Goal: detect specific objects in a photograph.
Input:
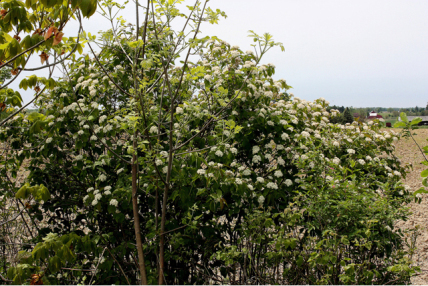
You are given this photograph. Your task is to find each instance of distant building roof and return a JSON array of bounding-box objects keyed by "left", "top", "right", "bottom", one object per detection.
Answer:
[
  {"left": 398, "top": 116, "right": 428, "bottom": 122},
  {"left": 353, "top": 113, "right": 361, "bottom": 117},
  {"left": 367, "top": 114, "right": 383, "bottom": 119}
]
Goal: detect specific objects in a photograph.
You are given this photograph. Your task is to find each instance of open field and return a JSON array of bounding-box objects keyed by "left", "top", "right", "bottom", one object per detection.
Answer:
[{"left": 391, "top": 128, "right": 428, "bottom": 284}]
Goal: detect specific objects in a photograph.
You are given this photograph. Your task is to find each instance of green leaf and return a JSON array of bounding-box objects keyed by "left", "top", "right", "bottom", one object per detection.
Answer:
[
  {"left": 400, "top": 112, "right": 408, "bottom": 123},
  {"left": 49, "top": 256, "right": 62, "bottom": 272},
  {"left": 410, "top": 117, "right": 422, "bottom": 126},
  {"left": 393, "top": 121, "right": 406, "bottom": 128},
  {"left": 421, "top": 169, "right": 428, "bottom": 178},
  {"left": 15, "top": 183, "right": 30, "bottom": 199}
]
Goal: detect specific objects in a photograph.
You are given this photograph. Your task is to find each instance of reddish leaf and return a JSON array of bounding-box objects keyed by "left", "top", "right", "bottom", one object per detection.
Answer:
[
  {"left": 34, "top": 86, "right": 41, "bottom": 93},
  {"left": 39, "top": 52, "right": 49, "bottom": 64},
  {"left": 33, "top": 28, "right": 43, "bottom": 36},
  {"left": 11, "top": 69, "right": 19, "bottom": 75},
  {"left": 53, "top": 32, "right": 64, "bottom": 46},
  {"left": 0, "top": 9, "right": 7, "bottom": 18},
  {"left": 13, "top": 34, "right": 21, "bottom": 42},
  {"left": 30, "top": 274, "right": 43, "bottom": 285},
  {"left": 44, "top": 27, "right": 58, "bottom": 41},
  {"left": 0, "top": 102, "right": 6, "bottom": 112}
]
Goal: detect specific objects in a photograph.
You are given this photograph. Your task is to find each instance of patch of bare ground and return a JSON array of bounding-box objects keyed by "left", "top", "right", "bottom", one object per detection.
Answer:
[{"left": 391, "top": 128, "right": 428, "bottom": 284}]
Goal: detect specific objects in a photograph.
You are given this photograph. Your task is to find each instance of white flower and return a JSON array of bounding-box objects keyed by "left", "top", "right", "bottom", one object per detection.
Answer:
[
  {"left": 258, "top": 195, "right": 265, "bottom": 205},
  {"left": 267, "top": 182, "right": 278, "bottom": 189},
  {"left": 215, "top": 150, "right": 223, "bottom": 157},
  {"left": 235, "top": 178, "right": 243, "bottom": 185},
  {"left": 243, "top": 169, "right": 251, "bottom": 176},
  {"left": 78, "top": 130, "right": 84, "bottom": 135},
  {"left": 92, "top": 200, "right": 98, "bottom": 206},
  {"left": 110, "top": 199, "right": 118, "bottom": 207},
  {"left": 393, "top": 171, "right": 401, "bottom": 176},
  {"left": 197, "top": 169, "right": 206, "bottom": 175},
  {"left": 332, "top": 157, "right": 340, "bottom": 165},
  {"left": 150, "top": 126, "right": 158, "bottom": 134},
  {"left": 326, "top": 176, "right": 333, "bottom": 181},
  {"left": 204, "top": 74, "right": 212, "bottom": 81},
  {"left": 347, "top": 149, "right": 355, "bottom": 154},
  {"left": 257, "top": 177, "right": 265, "bottom": 183},
  {"left": 301, "top": 131, "right": 310, "bottom": 138},
  {"left": 416, "top": 193, "right": 422, "bottom": 199},
  {"left": 274, "top": 170, "right": 283, "bottom": 177},
  {"left": 90, "top": 135, "right": 97, "bottom": 141},
  {"left": 160, "top": 151, "right": 168, "bottom": 157},
  {"left": 247, "top": 184, "right": 254, "bottom": 190},
  {"left": 285, "top": 179, "right": 293, "bottom": 186},
  {"left": 155, "top": 159, "right": 163, "bottom": 166},
  {"left": 267, "top": 121, "right": 274, "bottom": 126},
  {"left": 98, "top": 174, "right": 107, "bottom": 181},
  {"left": 253, "top": 146, "right": 260, "bottom": 154},
  {"left": 252, "top": 155, "right": 262, "bottom": 164},
  {"left": 333, "top": 141, "right": 339, "bottom": 147},
  {"left": 357, "top": 159, "right": 365, "bottom": 165},
  {"left": 230, "top": 148, "right": 238, "bottom": 155},
  {"left": 46, "top": 137, "right": 53, "bottom": 143},
  {"left": 104, "top": 190, "right": 111, "bottom": 195},
  {"left": 99, "top": 115, "right": 107, "bottom": 123},
  {"left": 176, "top": 107, "right": 183, "bottom": 114},
  {"left": 281, "top": 133, "right": 289, "bottom": 140},
  {"left": 95, "top": 193, "right": 102, "bottom": 200},
  {"left": 74, "top": 155, "right": 83, "bottom": 161}
]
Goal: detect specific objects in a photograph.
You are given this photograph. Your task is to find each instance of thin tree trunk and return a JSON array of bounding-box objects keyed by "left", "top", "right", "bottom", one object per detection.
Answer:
[
  {"left": 132, "top": 134, "right": 148, "bottom": 284},
  {"left": 158, "top": 183, "right": 169, "bottom": 285}
]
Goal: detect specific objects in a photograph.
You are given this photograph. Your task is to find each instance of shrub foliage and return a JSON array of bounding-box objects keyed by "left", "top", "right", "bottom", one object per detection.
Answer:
[{"left": 0, "top": 0, "right": 419, "bottom": 284}]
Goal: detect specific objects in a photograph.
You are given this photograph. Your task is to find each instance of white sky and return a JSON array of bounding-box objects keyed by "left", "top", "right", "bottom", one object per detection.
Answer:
[{"left": 16, "top": 0, "right": 428, "bottom": 108}]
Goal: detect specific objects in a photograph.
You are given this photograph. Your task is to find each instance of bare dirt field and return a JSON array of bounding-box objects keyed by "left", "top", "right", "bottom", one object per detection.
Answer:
[{"left": 391, "top": 128, "right": 428, "bottom": 284}]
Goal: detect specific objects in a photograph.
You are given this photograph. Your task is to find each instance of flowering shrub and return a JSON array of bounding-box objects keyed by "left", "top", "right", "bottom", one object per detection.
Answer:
[{"left": 0, "top": 1, "right": 419, "bottom": 284}]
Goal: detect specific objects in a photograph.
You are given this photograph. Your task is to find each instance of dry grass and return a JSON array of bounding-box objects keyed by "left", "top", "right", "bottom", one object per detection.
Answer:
[{"left": 390, "top": 128, "right": 428, "bottom": 284}]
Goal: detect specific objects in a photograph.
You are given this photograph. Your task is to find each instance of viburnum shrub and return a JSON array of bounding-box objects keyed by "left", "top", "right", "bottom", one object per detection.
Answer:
[{"left": 0, "top": 0, "right": 419, "bottom": 284}]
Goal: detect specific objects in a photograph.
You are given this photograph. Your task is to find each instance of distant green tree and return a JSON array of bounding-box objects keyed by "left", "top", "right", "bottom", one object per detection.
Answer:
[{"left": 343, "top": 107, "right": 353, "bottom": 123}]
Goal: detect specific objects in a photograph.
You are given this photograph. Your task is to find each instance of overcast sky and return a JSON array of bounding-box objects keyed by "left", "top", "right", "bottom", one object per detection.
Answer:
[{"left": 18, "top": 0, "right": 428, "bottom": 108}]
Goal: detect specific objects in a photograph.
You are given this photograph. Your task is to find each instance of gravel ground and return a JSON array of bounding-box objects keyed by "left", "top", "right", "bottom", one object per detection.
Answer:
[{"left": 392, "top": 128, "right": 428, "bottom": 284}]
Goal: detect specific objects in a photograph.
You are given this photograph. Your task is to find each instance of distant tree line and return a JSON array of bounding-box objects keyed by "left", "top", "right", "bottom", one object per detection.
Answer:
[{"left": 327, "top": 104, "right": 428, "bottom": 122}]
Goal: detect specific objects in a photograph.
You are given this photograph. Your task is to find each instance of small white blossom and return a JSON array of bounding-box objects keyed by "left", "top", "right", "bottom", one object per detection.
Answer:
[
  {"left": 274, "top": 170, "right": 283, "bottom": 177},
  {"left": 176, "top": 107, "right": 183, "bottom": 114},
  {"left": 150, "top": 126, "right": 158, "bottom": 134},
  {"left": 215, "top": 150, "right": 224, "bottom": 157},
  {"left": 267, "top": 182, "right": 278, "bottom": 189},
  {"left": 110, "top": 199, "right": 118, "bottom": 207}
]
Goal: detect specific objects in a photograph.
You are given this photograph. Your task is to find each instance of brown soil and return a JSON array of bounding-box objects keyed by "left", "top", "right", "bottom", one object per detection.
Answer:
[{"left": 392, "top": 128, "right": 428, "bottom": 284}]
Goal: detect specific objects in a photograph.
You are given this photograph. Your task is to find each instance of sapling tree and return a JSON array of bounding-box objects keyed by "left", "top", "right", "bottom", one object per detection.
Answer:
[{"left": 0, "top": 0, "right": 421, "bottom": 285}]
